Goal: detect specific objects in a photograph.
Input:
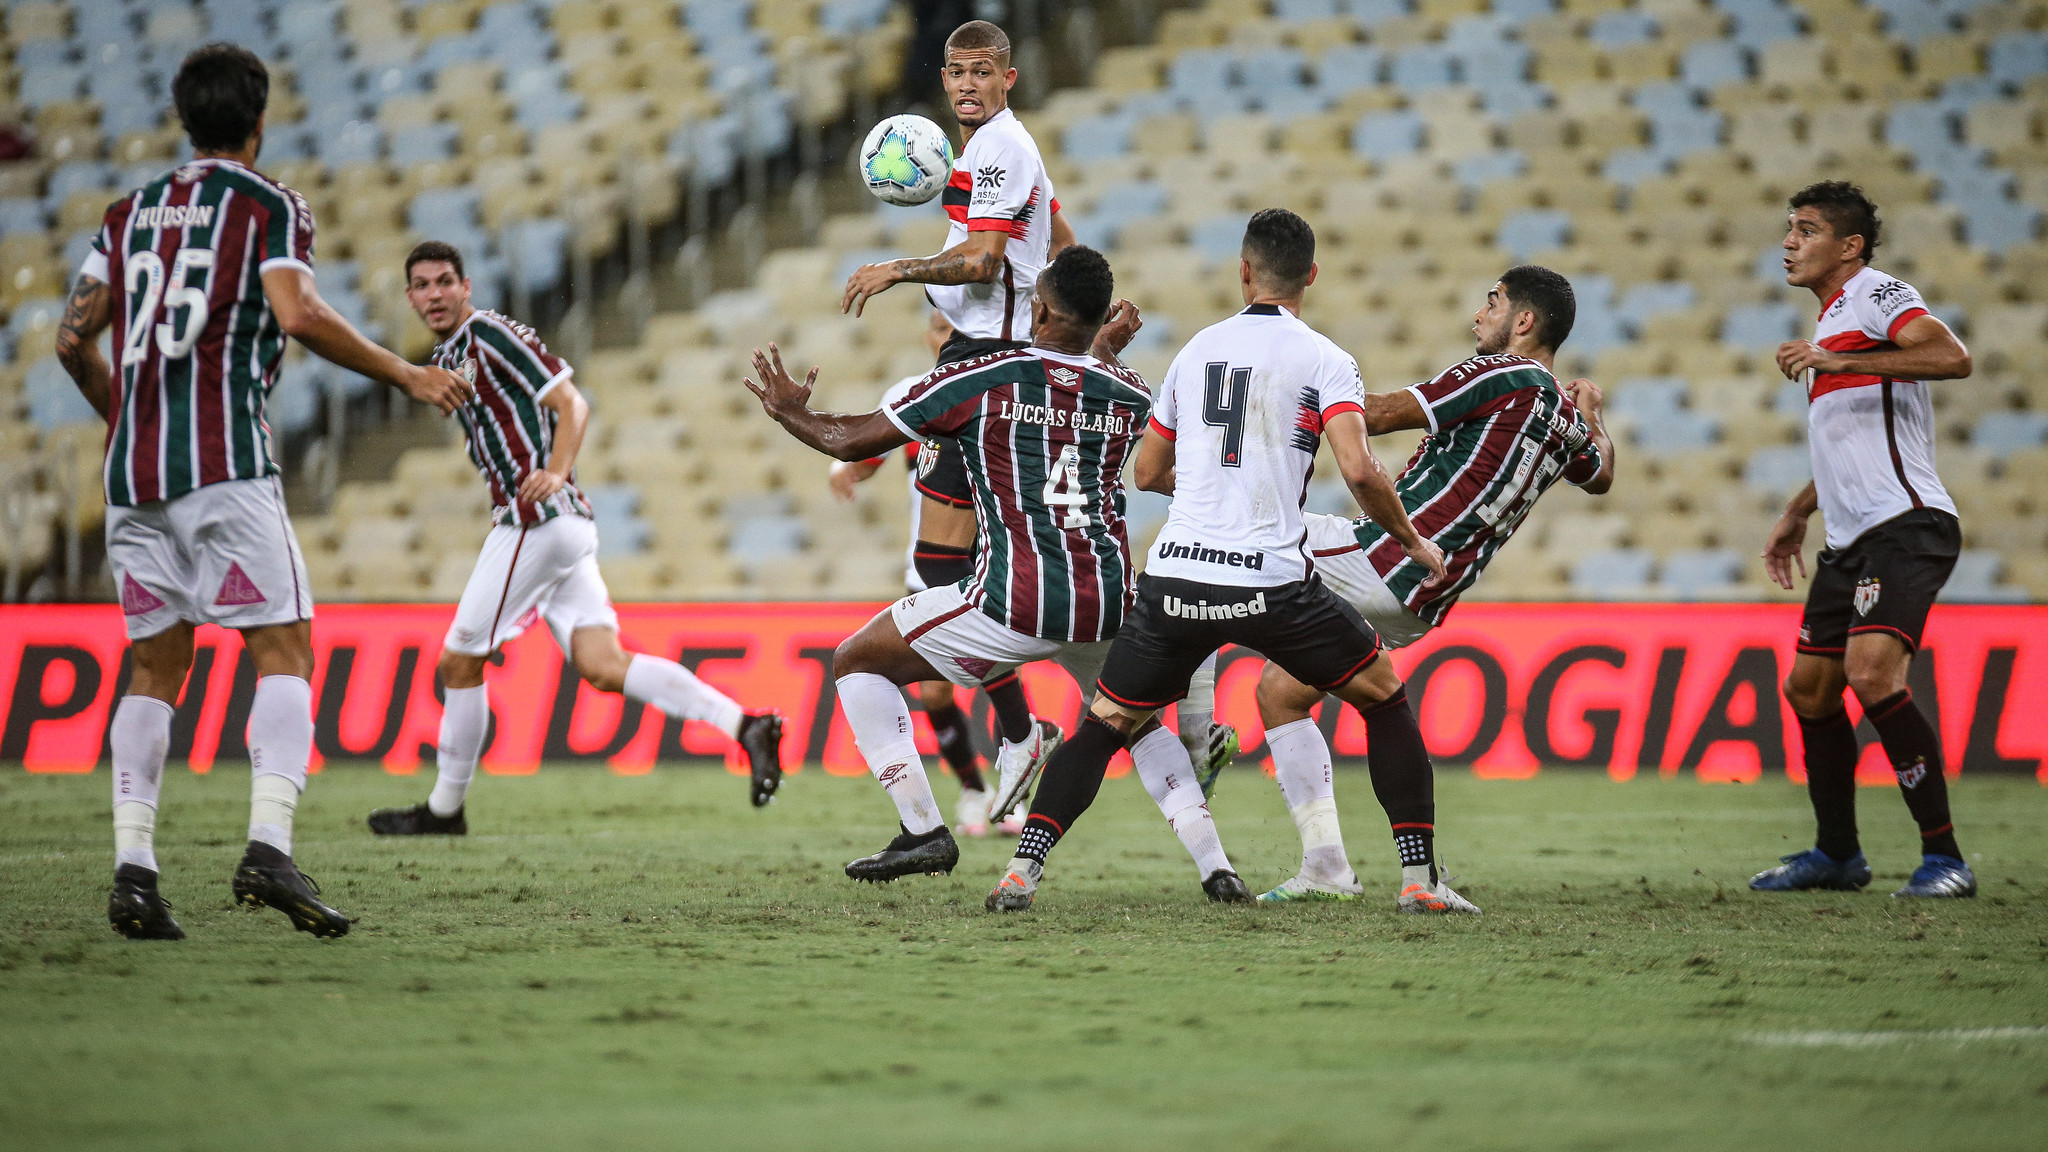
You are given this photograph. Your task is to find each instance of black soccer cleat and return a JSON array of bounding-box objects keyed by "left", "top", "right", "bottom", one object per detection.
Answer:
[
  {"left": 232, "top": 842, "right": 351, "bottom": 938},
  {"left": 1202, "top": 870, "right": 1253, "bottom": 903},
  {"left": 739, "top": 711, "right": 785, "bottom": 807},
  {"left": 367, "top": 802, "right": 467, "bottom": 836},
  {"left": 846, "top": 825, "right": 960, "bottom": 883},
  {"left": 108, "top": 864, "right": 184, "bottom": 940}
]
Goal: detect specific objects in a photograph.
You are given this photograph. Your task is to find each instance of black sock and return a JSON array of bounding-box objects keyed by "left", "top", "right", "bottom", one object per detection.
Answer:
[
  {"left": 243, "top": 840, "right": 289, "bottom": 867},
  {"left": 925, "top": 701, "right": 985, "bottom": 791},
  {"left": 1012, "top": 716, "right": 1121, "bottom": 863},
  {"left": 1357, "top": 688, "right": 1436, "bottom": 877},
  {"left": 1865, "top": 689, "right": 1961, "bottom": 859},
  {"left": 984, "top": 672, "right": 1033, "bottom": 744},
  {"left": 1799, "top": 709, "right": 1861, "bottom": 861}
]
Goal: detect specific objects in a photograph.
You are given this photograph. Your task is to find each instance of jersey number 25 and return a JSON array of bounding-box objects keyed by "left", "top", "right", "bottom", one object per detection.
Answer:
[{"left": 122, "top": 248, "right": 215, "bottom": 366}]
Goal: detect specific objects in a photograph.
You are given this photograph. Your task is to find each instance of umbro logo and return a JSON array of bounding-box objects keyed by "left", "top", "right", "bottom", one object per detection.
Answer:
[
  {"left": 1048, "top": 366, "right": 1079, "bottom": 386},
  {"left": 876, "top": 761, "right": 911, "bottom": 788}
]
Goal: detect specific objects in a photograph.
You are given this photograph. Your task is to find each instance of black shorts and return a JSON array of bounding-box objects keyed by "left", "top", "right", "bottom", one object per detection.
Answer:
[
  {"left": 913, "top": 543, "right": 973, "bottom": 588},
  {"left": 1799, "top": 508, "right": 1960, "bottom": 656},
  {"left": 1096, "top": 574, "right": 1383, "bottom": 710},
  {"left": 913, "top": 335, "right": 1026, "bottom": 510}
]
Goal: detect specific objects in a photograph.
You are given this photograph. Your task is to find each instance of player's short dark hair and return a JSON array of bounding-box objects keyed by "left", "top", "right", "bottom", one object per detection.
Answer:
[
  {"left": 1789, "top": 180, "right": 1881, "bottom": 262},
  {"left": 1498, "top": 265, "right": 1576, "bottom": 351},
  {"left": 1040, "top": 245, "right": 1113, "bottom": 326},
  {"left": 945, "top": 20, "right": 1011, "bottom": 63},
  {"left": 172, "top": 44, "right": 269, "bottom": 153},
  {"left": 405, "top": 240, "right": 466, "bottom": 282},
  {"left": 1241, "top": 208, "right": 1316, "bottom": 290}
]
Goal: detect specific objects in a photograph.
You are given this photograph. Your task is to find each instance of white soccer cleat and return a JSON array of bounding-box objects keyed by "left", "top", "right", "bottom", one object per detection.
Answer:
[
  {"left": 996, "top": 809, "right": 1026, "bottom": 837},
  {"left": 985, "top": 856, "right": 1042, "bottom": 912},
  {"left": 1256, "top": 871, "right": 1365, "bottom": 902},
  {"left": 955, "top": 788, "right": 992, "bottom": 838},
  {"left": 989, "top": 718, "right": 1061, "bottom": 821},
  {"left": 1397, "top": 879, "right": 1481, "bottom": 915}
]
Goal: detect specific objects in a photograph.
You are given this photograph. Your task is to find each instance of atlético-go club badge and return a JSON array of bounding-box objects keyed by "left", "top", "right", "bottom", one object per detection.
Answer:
[
  {"left": 916, "top": 440, "right": 940, "bottom": 478},
  {"left": 1853, "top": 576, "right": 1881, "bottom": 616}
]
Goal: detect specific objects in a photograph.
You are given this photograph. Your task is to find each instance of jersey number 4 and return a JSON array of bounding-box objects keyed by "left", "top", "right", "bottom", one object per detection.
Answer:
[
  {"left": 1041, "top": 444, "right": 1092, "bottom": 529},
  {"left": 122, "top": 248, "right": 214, "bottom": 366},
  {"left": 1203, "top": 362, "right": 1250, "bottom": 467}
]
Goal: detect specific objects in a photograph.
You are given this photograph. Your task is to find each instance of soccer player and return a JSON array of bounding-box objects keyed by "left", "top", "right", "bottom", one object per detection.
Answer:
[
  {"left": 748, "top": 246, "right": 1150, "bottom": 882},
  {"left": 55, "top": 45, "right": 474, "bottom": 940},
  {"left": 365, "top": 241, "right": 786, "bottom": 835},
  {"left": 1750, "top": 181, "right": 1976, "bottom": 899},
  {"left": 1248, "top": 266, "right": 1613, "bottom": 904},
  {"left": 985, "top": 210, "right": 1465, "bottom": 915},
  {"left": 839, "top": 20, "right": 1085, "bottom": 822}
]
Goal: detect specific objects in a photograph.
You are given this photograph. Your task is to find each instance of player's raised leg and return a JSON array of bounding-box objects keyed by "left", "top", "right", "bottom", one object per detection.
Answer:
[{"left": 1175, "top": 651, "right": 1237, "bottom": 798}]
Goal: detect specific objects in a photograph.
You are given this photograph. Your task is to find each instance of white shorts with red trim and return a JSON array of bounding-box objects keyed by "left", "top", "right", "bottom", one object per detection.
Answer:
[
  {"left": 890, "top": 581, "right": 1113, "bottom": 691},
  {"left": 106, "top": 476, "right": 314, "bottom": 641},
  {"left": 1304, "top": 513, "right": 1432, "bottom": 649},
  {"left": 445, "top": 514, "right": 618, "bottom": 656}
]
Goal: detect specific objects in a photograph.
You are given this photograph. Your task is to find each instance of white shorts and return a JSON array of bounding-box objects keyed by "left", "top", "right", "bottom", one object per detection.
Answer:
[
  {"left": 445, "top": 514, "right": 618, "bottom": 656},
  {"left": 891, "top": 581, "right": 1114, "bottom": 691},
  {"left": 1304, "top": 513, "right": 1433, "bottom": 650},
  {"left": 106, "top": 476, "right": 314, "bottom": 641}
]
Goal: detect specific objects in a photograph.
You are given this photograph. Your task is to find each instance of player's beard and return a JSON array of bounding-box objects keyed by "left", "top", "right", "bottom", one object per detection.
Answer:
[{"left": 1474, "top": 321, "right": 1511, "bottom": 356}]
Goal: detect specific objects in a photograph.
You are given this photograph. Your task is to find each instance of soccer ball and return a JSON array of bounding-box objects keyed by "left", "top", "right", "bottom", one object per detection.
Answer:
[{"left": 859, "top": 114, "right": 953, "bottom": 207}]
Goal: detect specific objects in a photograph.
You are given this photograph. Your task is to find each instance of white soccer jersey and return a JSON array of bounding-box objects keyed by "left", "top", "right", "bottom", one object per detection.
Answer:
[
  {"left": 1146, "top": 304, "right": 1367, "bottom": 586},
  {"left": 1806, "top": 265, "right": 1956, "bottom": 548},
  {"left": 928, "top": 108, "right": 1057, "bottom": 342}
]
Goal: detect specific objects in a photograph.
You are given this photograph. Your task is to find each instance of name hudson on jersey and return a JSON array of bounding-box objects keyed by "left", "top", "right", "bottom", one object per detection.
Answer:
[
  {"left": 133, "top": 203, "right": 216, "bottom": 230},
  {"left": 1164, "top": 591, "right": 1269, "bottom": 619},
  {"left": 996, "top": 399, "right": 1128, "bottom": 434},
  {"left": 1156, "top": 541, "right": 1266, "bottom": 570}
]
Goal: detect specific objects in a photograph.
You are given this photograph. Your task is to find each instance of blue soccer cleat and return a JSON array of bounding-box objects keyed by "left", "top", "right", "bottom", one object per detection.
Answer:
[
  {"left": 1892, "top": 854, "right": 1977, "bottom": 899},
  {"left": 1748, "top": 848, "right": 1872, "bottom": 892}
]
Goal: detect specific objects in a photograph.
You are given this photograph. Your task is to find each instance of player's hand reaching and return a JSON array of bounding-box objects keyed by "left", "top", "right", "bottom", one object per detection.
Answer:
[
  {"left": 1095, "top": 299, "right": 1143, "bottom": 356},
  {"left": 398, "top": 364, "right": 473, "bottom": 415},
  {"left": 743, "top": 343, "right": 819, "bottom": 423},
  {"left": 1407, "top": 537, "right": 1450, "bottom": 589},
  {"left": 517, "top": 468, "right": 567, "bottom": 504},
  {"left": 1775, "top": 339, "right": 1840, "bottom": 381},
  {"left": 1761, "top": 510, "right": 1809, "bottom": 589},
  {"left": 1568, "top": 377, "right": 1603, "bottom": 417},
  {"left": 841, "top": 262, "right": 899, "bottom": 317},
  {"left": 828, "top": 460, "right": 870, "bottom": 502}
]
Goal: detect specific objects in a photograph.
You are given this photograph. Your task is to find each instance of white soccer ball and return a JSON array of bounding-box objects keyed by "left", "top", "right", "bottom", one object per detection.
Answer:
[{"left": 858, "top": 114, "right": 954, "bottom": 207}]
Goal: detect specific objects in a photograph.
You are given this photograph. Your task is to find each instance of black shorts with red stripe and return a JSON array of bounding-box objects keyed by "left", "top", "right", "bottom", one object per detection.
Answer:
[
  {"left": 1096, "top": 574, "right": 1382, "bottom": 710},
  {"left": 1798, "top": 508, "right": 1960, "bottom": 657},
  {"left": 913, "top": 334, "right": 1031, "bottom": 510}
]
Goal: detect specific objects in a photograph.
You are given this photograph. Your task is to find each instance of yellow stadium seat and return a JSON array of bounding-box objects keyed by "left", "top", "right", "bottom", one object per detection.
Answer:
[{"left": 1909, "top": 35, "right": 1985, "bottom": 85}]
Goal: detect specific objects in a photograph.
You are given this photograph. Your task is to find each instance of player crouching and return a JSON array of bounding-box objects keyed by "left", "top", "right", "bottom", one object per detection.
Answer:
[{"left": 366, "top": 243, "right": 784, "bottom": 835}]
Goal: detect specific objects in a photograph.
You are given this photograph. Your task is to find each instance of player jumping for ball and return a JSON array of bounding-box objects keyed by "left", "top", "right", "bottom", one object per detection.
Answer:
[
  {"left": 364, "top": 242, "right": 785, "bottom": 836},
  {"left": 750, "top": 247, "right": 1149, "bottom": 882},
  {"left": 1244, "top": 265, "right": 1613, "bottom": 904},
  {"left": 1750, "top": 181, "right": 1977, "bottom": 899},
  {"left": 57, "top": 46, "right": 475, "bottom": 940}
]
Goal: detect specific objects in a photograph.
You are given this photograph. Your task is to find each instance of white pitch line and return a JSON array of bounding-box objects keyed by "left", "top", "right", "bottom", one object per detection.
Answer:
[{"left": 1746, "top": 1027, "right": 2048, "bottom": 1047}]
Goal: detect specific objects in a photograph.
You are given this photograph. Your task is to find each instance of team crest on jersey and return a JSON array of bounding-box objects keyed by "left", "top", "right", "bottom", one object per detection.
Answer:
[
  {"left": 172, "top": 163, "right": 208, "bottom": 184},
  {"left": 1048, "top": 365, "right": 1079, "bottom": 387},
  {"left": 1853, "top": 576, "right": 1881, "bottom": 615}
]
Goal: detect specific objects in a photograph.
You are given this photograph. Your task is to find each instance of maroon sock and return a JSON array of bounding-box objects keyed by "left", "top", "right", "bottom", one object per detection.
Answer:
[
  {"left": 1865, "top": 690, "right": 1961, "bottom": 859},
  {"left": 1798, "top": 710, "right": 1861, "bottom": 862}
]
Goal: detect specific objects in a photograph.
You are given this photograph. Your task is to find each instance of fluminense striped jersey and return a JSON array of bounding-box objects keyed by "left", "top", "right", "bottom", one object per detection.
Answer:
[
  {"left": 432, "top": 309, "right": 591, "bottom": 526},
  {"left": 83, "top": 158, "right": 314, "bottom": 506},
  {"left": 884, "top": 347, "right": 1152, "bottom": 643},
  {"left": 1349, "top": 355, "right": 1602, "bottom": 625}
]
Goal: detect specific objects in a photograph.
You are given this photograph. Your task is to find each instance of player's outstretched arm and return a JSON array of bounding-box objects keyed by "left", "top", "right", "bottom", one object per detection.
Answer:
[
  {"left": 1775, "top": 314, "right": 1971, "bottom": 382},
  {"left": 518, "top": 379, "right": 589, "bottom": 504},
  {"left": 1360, "top": 390, "right": 1430, "bottom": 436},
  {"left": 841, "top": 231, "right": 1006, "bottom": 317},
  {"left": 1327, "top": 410, "right": 1447, "bottom": 587},
  {"left": 1762, "top": 481, "right": 1819, "bottom": 590},
  {"left": 54, "top": 272, "right": 113, "bottom": 419},
  {"left": 744, "top": 343, "right": 911, "bottom": 461},
  {"left": 261, "top": 266, "right": 472, "bottom": 414},
  {"left": 1564, "top": 378, "right": 1616, "bottom": 495}
]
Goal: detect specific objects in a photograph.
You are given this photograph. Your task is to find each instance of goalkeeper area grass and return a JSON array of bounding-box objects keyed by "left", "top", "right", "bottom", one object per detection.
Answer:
[{"left": 2, "top": 764, "right": 2045, "bottom": 1151}]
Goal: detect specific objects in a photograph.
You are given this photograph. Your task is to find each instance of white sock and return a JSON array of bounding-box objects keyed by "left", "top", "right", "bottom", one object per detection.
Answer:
[
  {"left": 1178, "top": 652, "right": 1218, "bottom": 756},
  {"left": 429, "top": 684, "right": 488, "bottom": 817},
  {"left": 1132, "top": 725, "right": 1233, "bottom": 878},
  {"left": 1266, "top": 717, "right": 1354, "bottom": 884},
  {"left": 624, "top": 653, "right": 745, "bottom": 737},
  {"left": 110, "top": 695, "right": 172, "bottom": 872},
  {"left": 1403, "top": 864, "right": 1436, "bottom": 889},
  {"left": 836, "top": 672, "right": 943, "bottom": 834},
  {"left": 246, "top": 675, "right": 312, "bottom": 855}
]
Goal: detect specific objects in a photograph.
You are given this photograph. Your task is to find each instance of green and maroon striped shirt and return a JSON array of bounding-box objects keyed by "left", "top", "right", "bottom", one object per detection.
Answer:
[{"left": 433, "top": 309, "right": 591, "bottom": 526}]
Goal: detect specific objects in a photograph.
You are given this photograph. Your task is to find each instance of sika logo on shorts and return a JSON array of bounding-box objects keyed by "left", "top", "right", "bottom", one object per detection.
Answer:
[{"left": 1854, "top": 576, "right": 1881, "bottom": 616}]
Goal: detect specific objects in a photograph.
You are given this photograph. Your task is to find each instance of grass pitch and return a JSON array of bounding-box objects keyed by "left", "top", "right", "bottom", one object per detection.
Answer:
[{"left": 2, "top": 763, "right": 2045, "bottom": 1152}]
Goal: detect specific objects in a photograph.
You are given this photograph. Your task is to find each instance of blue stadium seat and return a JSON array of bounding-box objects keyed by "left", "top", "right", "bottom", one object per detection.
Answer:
[
  {"left": 0, "top": 199, "right": 50, "bottom": 239},
  {"left": 205, "top": 4, "right": 275, "bottom": 48},
  {"left": 26, "top": 356, "right": 100, "bottom": 432},
  {"left": 1721, "top": 301, "right": 1800, "bottom": 347},
  {"left": 73, "top": 5, "right": 139, "bottom": 46},
  {"left": 1602, "top": 148, "right": 1670, "bottom": 187},
  {"left": 1661, "top": 549, "right": 1746, "bottom": 599},
  {"left": 477, "top": 2, "right": 548, "bottom": 40},
  {"left": 819, "top": 0, "right": 893, "bottom": 36},
  {"left": 1343, "top": 0, "right": 1412, "bottom": 25},
  {"left": 267, "top": 361, "right": 325, "bottom": 442},
  {"left": 1650, "top": 109, "right": 1724, "bottom": 161},
  {"left": 8, "top": 297, "right": 63, "bottom": 343},
  {"left": 1168, "top": 49, "right": 1237, "bottom": 98},
  {"left": 1610, "top": 378, "right": 1691, "bottom": 420},
  {"left": 1941, "top": 551, "right": 2027, "bottom": 602},
  {"left": 515, "top": 91, "right": 585, "bottom": 134},
  {"left": 1389, "top": 45, "right": 1456, "bottom": 93},
  {"left": 18, "top": 64, "right": 87, "bottom": 109},
  {"left": 46, "top": 162, "right": 116, "bottom": 205},
  {"left": 1680, "top": 40, "right": 1750, "bottom": 89},
  {"left": 1743, "top": 444, "right": 1812, "bottom": 493},
  {"left": 503, "top": 218, "right": 569, "bottom": 294},
  {"left": 1940, "top": 165, "right": 2014, "bottom": 203},
  {"left": 1773, "top": 379, "right": 1808, "bottom": 418},
  {"left": 1726, "top": 5, "right": 1803, "bottom": 51},
  {"left": 1497, "top": 209, "right": 1571, "bottom": 259},
  {"left": 1351, "top": 110, "right": 1424, "bottom": 162},
  {"left": 1989, "top": 31, "right": 2048, "bottom": 87},
  {"left": 409, "top": 188, "right": 483, "bottom": 236},
  {"left": 1588, "top": 10, "right": 1658, "bottom": 47},
  {"left": 1238, "top": 47, "right": 1309, "bottom": 95},
  {"left": 1633, "top": 412, "right": 1722, "bottom": 452},
  {"left": 1868, "top": 0, "right": 1956, "bottom": 44},
  {"left": 1189, "top": 213, "right": 1252, "bottom": 264},
  {"left": 1455, "top": 149, "right": 1525, "bottom": 189},
  {"left": 1480, "top": 82, "right": 1550, "bottom": 117},
  {"left": 1443, "top": 15, "right": 1515, "bottom": 50},
  {"left": 1273, "top": 0, "right": 1342, "bottom": 22},
  {"left": 1618, "top": 281, "right": 1695, "bottom": 327},
  {"left": 1314, "top": 46, "right": 1384, "bottom": 95},
  {"left": 1632, "top": 82, "right": 1700, "bottom": 120},
  {"left": 1961, "top": 199, "right": 2040, "bottom": 252},
  {"left": 584, "top": 484, "right": 643, "bottom": 522},
  {"left": 1453, "top": 43, "right": 1531, "bottom": 86},
  {"left": 389, "top": 123, "right": 461, "bottom": 166},
  {"left": 1261, "top": 89, "right": 1335, "bottom": 121},
  {"left": 1971, "top": 411, "right": 2048, "bottom": 457},
  {"left": 318, "top": 121, "right": 385, "bottom": 166},
  {"left": 1571, "top": 549, "right": 1655, "bottom": 598},
  {"left": 1490, "top": 0, "right": 1555, "bottom": 19},
  {"left": 274, "top": 2, "right": 341, "bottom": 49},
  {"left": 1092, "top": 181, "right": 1169, "bottom": 227}
]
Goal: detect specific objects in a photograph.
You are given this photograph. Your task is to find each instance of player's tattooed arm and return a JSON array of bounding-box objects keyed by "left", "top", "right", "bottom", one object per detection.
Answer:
[
  {"left": 54, "top": 273, "right": 114, "bottom": 419},
  {"left": 744, "top": 344, "right": 911, "bottom": 461},
  {"left": 843, "top": 232, "right": 1005, "bottom": 316},
  {"left": 1775, "top": 314, "right": 1970, "bottom": 382}
]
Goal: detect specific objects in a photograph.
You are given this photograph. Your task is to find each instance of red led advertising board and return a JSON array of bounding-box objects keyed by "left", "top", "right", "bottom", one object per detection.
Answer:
[{"left": 2, "top": 603, "right": 2041, "bottom": 783}]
